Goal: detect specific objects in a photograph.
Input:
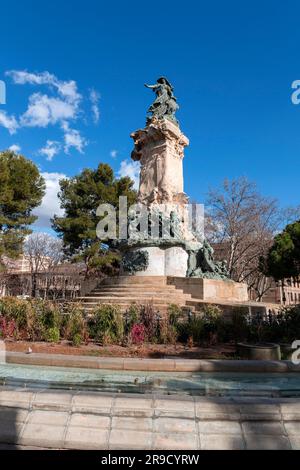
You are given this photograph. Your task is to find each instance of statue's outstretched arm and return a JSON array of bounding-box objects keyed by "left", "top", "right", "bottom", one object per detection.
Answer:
[{"left": 144, "top": 84, "right": 158, "bottom": 89}]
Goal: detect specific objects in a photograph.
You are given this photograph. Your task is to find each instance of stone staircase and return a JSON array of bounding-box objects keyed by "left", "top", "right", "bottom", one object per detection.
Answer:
[
  {"left": 75, "top": 276, "right": 276, "bottom": 319},
  {"left": 76, "top": 276, "right": 194, "bottom": 313}
]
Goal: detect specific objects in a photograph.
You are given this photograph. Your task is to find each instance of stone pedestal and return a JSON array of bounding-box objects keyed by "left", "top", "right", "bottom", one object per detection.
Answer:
[
  {"left": 167, "top": 277, "right": 249, "bottom": 302},
  {"left": 131, "top": 118, "right": 189, "bottom": 206},
  {"left": 123, "top": 118, "right": 193, "bottom": 278},
  {"left": 165, "top": 247, "right": 188, "bottom": 277},
  {"left": 123, "top": 246, "right": 188, "bottom": 277},
  {"left": 135, "top": 247, "right": 164, "bottom": 276}
]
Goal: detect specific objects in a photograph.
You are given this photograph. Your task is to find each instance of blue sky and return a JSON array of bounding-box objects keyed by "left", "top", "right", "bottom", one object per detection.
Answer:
[{"left": 0, "top": 0, "right": 300, "bottom": 232}]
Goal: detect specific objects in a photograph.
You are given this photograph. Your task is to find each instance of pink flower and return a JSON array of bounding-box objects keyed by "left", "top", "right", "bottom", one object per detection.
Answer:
[
  {"left": 130, "top": 323, "right": 145, "bottom": 344},
  {"left": 0, "top": 316, "right": 17, "bottom": 338}
]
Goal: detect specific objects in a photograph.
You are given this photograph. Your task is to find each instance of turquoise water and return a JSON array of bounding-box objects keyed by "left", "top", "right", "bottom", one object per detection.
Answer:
[{"left": 1, "top": 363, "right": 300, "bottom": 397}]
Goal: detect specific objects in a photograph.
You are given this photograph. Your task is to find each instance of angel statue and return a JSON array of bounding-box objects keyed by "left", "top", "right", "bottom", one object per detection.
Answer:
[{"left": 144, "top": 77, "right": 179, "bottom": 124}]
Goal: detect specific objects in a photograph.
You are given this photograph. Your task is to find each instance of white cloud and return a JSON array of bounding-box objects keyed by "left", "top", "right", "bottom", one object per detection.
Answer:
[
  {"left": 62, "top": 121, "right": 87, "bottom": 154},
  {"left": 6, "top": 70, "right": 81, "bottom": 104},
  {"left": 110, "top": 149, "right": 118, "bottom": 158},
  {"left": 90, "top": 89, "right": 100, "bottom": 123},
  {"left": 20, "top": 92, "right": 79, "bottom": 128},
  {"left": 39, "top": 140, "right": 61, "bottom": 161},
  {"left": 6, "top": 70, "right": 56, "bottom": 86},
  {"left": 56, "top": 80, "right": 81, "bottom": 104},
  {"left": 6, "top": 70, "right": 83, "bottom": 151},
  {"left": 5, "top": 69, "right": 94, "bottom": 156},
  {"left": 33, "top": 172, "right": 66, "bottom": 228},
  {"left": 0, "top": 111, "right": 18, "bottom": 134},
  {"left": 8, "top": 144, "right": 21, "bottom": 153},
  {"left": 118, "top": 159, "right": 140, "bottom": 189}
]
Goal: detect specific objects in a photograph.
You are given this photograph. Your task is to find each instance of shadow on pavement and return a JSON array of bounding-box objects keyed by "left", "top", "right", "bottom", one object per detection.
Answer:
[{"left": 0, "top": 406, "right": 20, "bottom": 450}]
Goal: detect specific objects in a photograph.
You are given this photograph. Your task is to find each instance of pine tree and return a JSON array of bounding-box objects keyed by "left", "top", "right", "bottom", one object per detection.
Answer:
[
  {"left": 261, "top": 220, "right": 300, "bottom": 280},
  {"left": 0, "top": 151, "right": 45, "bottom": 263},
  {"left": 52, "top": 163, "right": 137, "bottom": 276}
]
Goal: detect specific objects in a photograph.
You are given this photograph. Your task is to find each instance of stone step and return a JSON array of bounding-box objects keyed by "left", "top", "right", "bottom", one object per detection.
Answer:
[
  {"left": 86, "top": 296, "right": 192, "bottom": 302},
  {"left": 92, "top": 285, "right": 178, "bottom": 292},
  {"left": 185, "top": 299, "right": 247, "bottom": 309},
  {"left": 185, "top": 300, "right": 246, "bottom": 319},
  {"left": 88, "top": 291, "right": 191, "bottom": 299},
  {"left": 77, "top": 297, "right": 188, "bottom": 305},
  {"left": 76, "top": 276, "right": 199, "bottom": 315},
  {"left": 91, "top": 287, "right": 179, "bottom": 294},
  {"left": 101, "top": 276, "right": 169, "bottom": 286},
  {"left": 84, "top": 307, "right": 174, "bottom": 314}
]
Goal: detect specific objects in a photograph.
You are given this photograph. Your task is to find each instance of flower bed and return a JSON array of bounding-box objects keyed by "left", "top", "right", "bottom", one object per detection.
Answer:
[{"left": 1, "top": 297, "right": 299, "bottom": 351}]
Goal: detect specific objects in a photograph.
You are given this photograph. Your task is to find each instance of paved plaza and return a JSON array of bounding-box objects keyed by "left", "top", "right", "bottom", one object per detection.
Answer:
[{"left": 1, "top": 386, "right": 300, "bottom": 450}]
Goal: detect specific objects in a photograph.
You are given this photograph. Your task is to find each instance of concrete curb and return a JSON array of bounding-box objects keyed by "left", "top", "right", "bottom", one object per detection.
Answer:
[{"left": 4, "top": 351, "right": 300, "bottom": 372}]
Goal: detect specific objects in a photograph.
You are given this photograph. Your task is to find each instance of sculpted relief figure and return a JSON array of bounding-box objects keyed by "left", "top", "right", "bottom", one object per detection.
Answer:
[
  {"left": 186, "top": 239, "right": 229, "bottom": 279},
  {"left": 145, "top": 77, "right": 179, "bottom": 124}
]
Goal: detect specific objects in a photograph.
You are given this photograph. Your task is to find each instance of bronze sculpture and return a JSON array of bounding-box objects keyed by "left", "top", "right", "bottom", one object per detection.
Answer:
[{"left": 145, "top": 77, "right": 179, "bottom": 124}]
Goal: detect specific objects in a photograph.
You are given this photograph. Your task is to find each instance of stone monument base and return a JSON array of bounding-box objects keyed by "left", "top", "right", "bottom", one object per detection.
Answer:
[
  {"left": 120, "top": 246, "right": 188, "bottom": 277},
  {"left": 167, "top": 277, "right": 249, "bottom": 302},
  {"left": 110, "top": 275, "right": 248, "bottom": 303}
]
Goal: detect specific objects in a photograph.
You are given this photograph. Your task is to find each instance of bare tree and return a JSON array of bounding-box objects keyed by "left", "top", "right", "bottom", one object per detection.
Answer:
[
  {"left": 280, "top": 205, "right": 300, "bottom": 226},
  {"left": 24, "top": 233, "right": 64, "bottom": 297},
  {"left": 205, "top": 177, "right": 279, "bottom": 300}
]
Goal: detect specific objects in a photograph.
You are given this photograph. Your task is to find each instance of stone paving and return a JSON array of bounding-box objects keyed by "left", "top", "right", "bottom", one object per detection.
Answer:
[{"left": 1, "top": 386, "right": 300, "bottom": 449}]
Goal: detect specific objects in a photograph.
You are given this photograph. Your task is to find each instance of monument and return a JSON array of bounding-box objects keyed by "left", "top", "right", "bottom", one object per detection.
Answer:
[
  {"left": 120, "top": 77, "right": 230, "bottom": 281},
  {"left": 80, "top": 78, "right": 250, "bottom": 313}
]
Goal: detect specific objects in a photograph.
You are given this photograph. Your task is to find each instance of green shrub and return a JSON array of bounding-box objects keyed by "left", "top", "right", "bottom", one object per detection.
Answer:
[
  {"left": 90, "top": 304, "right": 124, "bottom": 344},
  {"left": 177, "top": 315, "right": 205, "bottom": 344},
  {"left": 139, "top": 303, "right": 158, "bottom": 342},
  {"left": 62, "top": 303, "right": 87, "bottom": 346},
  {"left": 44, "top": 326, "right": 60, "bottom": 343},
  {"left": 176, "top": 306, "right": 224, "bottom": 345},
  {"left": 159, "top": 317, "right": 178, "bottom": 344},
  {"left": 0, "top": 297, "right": 36, "bottom": 339},
  {"left": 247, "top": 305, "right": 300, "bottom": 344},
  {"left": 201, "top": 304, "right": 222, "bottom": 323},
  {"left": 168, "top": 304, "right": 182, "bottom": 327},
  {"left": 229, "top": 307, "right": 249, "bottom": 343},
  {"left": 277, "top": 305, "right": 300, "bottom": 342},
  {"left": 0, "top": 298, "right": 65, "bottom": 342},
  {"left": 7, "top": 297, "right": 300, "bottom": 349},
  {"left": 215, "top": 320, "right": 232, "bottom": 343},
  {"left": 33, "top": 300, "right": 61, "bottom": 341},
  {"left": 200, "top": 305, "right": 223, "bottom": 345},
  {"left": 124, "top": 304, "right": 140, "bottom": 334},
  {"left": 72, "top": 333, "right": 83, "bottom": 347}
]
